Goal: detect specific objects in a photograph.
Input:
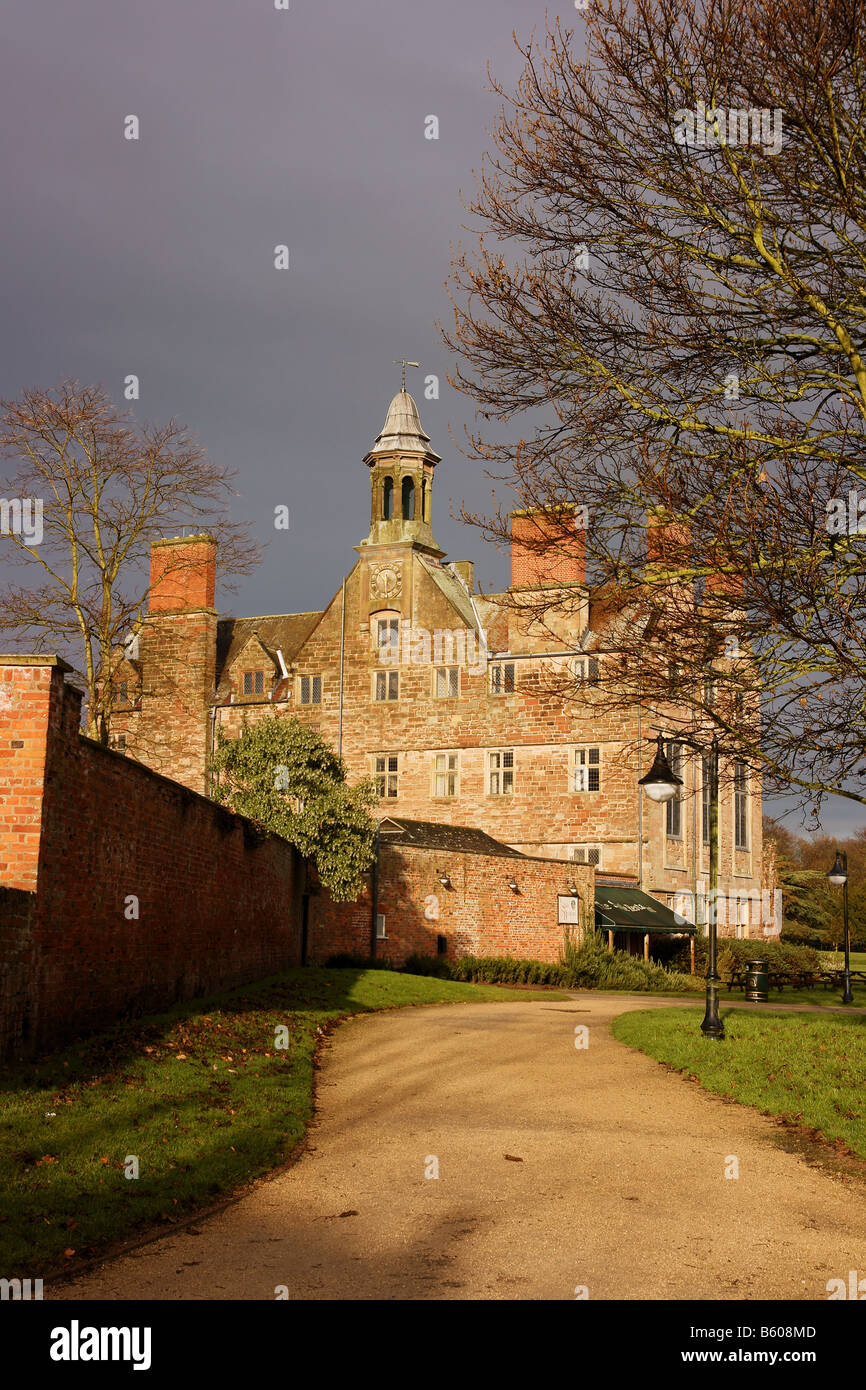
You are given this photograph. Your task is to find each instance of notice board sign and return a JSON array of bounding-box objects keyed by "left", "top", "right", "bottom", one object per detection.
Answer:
[{"left": 558, "top": 894, "right": 581, "bottom": 925}]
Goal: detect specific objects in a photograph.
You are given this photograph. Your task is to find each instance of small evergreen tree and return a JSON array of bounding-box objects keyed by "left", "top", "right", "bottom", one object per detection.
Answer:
[{"left": 211, "top": 716, "right": 377, "bottom": 901}]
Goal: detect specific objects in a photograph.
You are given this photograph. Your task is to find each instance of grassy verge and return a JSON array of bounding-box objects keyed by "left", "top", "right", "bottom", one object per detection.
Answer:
[
  {"left": 612, "top": 1007, "right": 866, "bottom": 1158},
  {"left": 0, "top": 966, "right": 554, "bottom": 1277}
]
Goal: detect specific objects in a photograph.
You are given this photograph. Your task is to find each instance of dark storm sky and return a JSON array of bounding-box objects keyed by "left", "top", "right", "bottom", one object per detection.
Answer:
[
  {"left": 0, "top": 1, "right": 857, "bottom": 839},
  {"left": 1, "top": 0, "right": 568, "bottom": 611}
]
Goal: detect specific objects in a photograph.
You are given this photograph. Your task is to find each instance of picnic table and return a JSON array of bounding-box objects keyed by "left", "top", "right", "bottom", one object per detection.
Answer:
[
  {"left": 726, "top": 968, "right": 782, "bottom": 990},
  {"left": 819, "top": 968, "right": 866, "bottom": 989},
  {"left": 726, "top": 967, "right": 865, "bottom": 992}
]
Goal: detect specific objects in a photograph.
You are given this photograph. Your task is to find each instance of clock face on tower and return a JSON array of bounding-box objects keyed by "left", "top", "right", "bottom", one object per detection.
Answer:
[{"left": 370, "top": 564, "right": 402, "bottom": 601}]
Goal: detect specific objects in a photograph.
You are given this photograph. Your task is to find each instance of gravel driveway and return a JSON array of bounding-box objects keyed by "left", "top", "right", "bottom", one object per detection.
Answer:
[{"left": 54, "top": 995, "right": 866, "bottom": 1301}]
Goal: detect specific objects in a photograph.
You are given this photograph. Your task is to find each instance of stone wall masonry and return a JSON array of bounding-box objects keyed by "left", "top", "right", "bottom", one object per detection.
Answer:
[
  {"left": 113, "top": 535, "right": 770, "bottom": 937},
  {"left": 208, "top": 553, "right": 764, "bottom": 918}
]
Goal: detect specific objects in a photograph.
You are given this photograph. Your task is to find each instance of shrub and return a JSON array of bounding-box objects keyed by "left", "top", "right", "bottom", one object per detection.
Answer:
[
  {"left": 448, "top": 956, "right": 571, "bottom": 986},
  {"left": 211, "top": 716, "right": 377, "bottom": 900},
  {"left": 670, "top": 935, "right": 821, "bottom": 978},
  {"left": 559, "top": 928, "right": 702, "bottom": 993},
  {"left": 721, "top": 938, "right": 820, "bottom": 976},
  {"left": 329, "top": 941, "right": 702, "bottom": 993},
  {"left": 430, "top": 937, "right": 700, "bottom": 993},
  {"left": 324, "top": 953, "right": 394, "bottom": 971},
  {"left": 780, "top": 922, "right": 833, "bottom": 950},
  {"left": 403, "top": 954, "right": 453, "bottom": 979}
]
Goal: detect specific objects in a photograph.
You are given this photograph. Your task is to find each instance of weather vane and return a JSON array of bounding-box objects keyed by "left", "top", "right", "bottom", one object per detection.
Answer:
[{"left": 394, "top": 358, "right": 420, "bottom": 392}]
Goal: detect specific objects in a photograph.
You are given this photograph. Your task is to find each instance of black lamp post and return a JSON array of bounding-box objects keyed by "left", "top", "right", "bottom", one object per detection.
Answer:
[
  {"left": 639, "top": 732, "right": 725, "bottom": 1040},
  {"left": 826, "top": 850, "right": 853, "bottom": 1005}
]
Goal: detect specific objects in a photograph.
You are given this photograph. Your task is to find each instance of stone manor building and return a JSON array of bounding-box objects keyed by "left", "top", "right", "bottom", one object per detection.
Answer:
[{"left": 108, "top": 386, "right": 771, "bottom": 940}]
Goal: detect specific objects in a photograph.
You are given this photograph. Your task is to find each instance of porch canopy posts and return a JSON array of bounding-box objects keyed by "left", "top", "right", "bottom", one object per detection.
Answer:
[{"left": 594, "top": 884, "right": 696, "bottom": 962}]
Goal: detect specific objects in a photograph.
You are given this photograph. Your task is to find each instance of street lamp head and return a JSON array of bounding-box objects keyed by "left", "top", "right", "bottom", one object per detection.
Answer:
[
  {"left": 638, "top": 733, "right": 682, "bottom": 804},
  {"left": 827, "top": 850, "right": 848, "bottom": 887}
]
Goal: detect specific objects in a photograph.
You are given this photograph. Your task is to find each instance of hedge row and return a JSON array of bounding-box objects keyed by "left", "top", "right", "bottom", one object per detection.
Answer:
[
  {"left": 324, "top": 933, "right": 702, "bottom": 994},
  {"left": 670, "top": 936, "right": 821, "bottom": 977}
]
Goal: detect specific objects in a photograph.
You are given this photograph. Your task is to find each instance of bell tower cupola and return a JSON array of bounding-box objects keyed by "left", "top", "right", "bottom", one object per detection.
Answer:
[{"left": 362, "top": 374, "right": 442, "bottom": 555}]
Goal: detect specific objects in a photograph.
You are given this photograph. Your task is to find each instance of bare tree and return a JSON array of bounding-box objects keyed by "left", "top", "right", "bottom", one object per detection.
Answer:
[
  {"left": 0, "top": 380, "right": 259, "bottom": 742},
  {"left": 443, "top": 0, "right": 866, "bottom": 815}
]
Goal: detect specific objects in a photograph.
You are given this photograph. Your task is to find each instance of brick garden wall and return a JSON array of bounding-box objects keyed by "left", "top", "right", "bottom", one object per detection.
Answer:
[
  {"left": 309, "top": 842, "right": 594, "bottom": 966},
  {"left": 0, "top": 659, "right": 302, "bottom": 1060}
]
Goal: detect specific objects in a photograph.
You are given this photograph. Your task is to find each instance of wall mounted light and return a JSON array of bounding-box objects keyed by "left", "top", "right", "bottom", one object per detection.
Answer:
[
  {"left": 438, "top": 870, "right": 451, "bottom": 889},
  {"left": 508, "top": 878, "right": 519, "bottom": 893},
  {"left": 567, "top": 882, "right": 579, "bottom": 896}
]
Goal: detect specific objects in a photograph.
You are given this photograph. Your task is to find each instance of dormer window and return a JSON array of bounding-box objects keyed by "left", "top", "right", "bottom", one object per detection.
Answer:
[{"left": 243, "top": 671, "right": 265, "bottom": 696}]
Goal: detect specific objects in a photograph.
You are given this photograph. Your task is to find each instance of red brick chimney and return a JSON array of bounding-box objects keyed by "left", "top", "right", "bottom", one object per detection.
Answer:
[
  {"left": 704, "top": 569, "right": 744, "bottom": 600},
  {"left": 510, "top": 507, "right": 586, "bottom": 588},
  {"left": 149, "top": 535, "right": 217, "bottom": 613},
  {"left": 645, "top": 512, "right": 691, "bottom": 569}
]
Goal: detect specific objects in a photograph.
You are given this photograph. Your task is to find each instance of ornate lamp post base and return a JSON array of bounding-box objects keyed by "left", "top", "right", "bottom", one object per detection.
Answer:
[{"left": 701, "top": 976, "right": 725, "bottom": 1040}]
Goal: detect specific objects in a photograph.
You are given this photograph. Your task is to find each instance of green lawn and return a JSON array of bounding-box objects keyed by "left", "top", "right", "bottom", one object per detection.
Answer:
[
  {"left": 714, "top": 952, "right": 866, "bottom": 1009},
  {"left": 719, "top": 980, "right": 866, "bottom": 1008},
  {"left": 819, "top": 949, "right": 866, "bottom": 971},
  {"left": 612, "top": 1007, "right": 866, "bottom": 1158},
  {"left": 0, "top": 967, "right": 554, "bottom": 1278}
]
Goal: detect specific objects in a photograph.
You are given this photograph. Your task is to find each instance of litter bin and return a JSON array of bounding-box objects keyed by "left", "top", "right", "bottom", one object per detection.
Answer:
[{"left": 745, "top": 958, "right": 769, "bottom": 1003}]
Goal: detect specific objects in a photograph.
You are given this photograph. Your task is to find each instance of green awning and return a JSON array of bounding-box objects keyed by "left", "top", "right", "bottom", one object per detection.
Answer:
[{"left": 595, "top": 887, "right": 695, "bottom": 934}]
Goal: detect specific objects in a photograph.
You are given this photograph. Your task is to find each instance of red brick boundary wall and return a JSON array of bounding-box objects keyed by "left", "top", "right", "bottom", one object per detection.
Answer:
[
  {"left": 309, "top": 842, "right": 594, "bottom": 966},
  {"left": 0, "top": 659, "right": 302, "bottom": 1060}
]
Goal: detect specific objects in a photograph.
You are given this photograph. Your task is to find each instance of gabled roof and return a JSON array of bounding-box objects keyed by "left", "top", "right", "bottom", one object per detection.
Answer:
[
  {"left": 416, "top": 555, "right": 480, "bottom": 633},
  {"left": 377, "top": 817, "right": 525, "bottom": 858},
  {"left": 215, "top": 612, "right": 322, "bottom": 693}
]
